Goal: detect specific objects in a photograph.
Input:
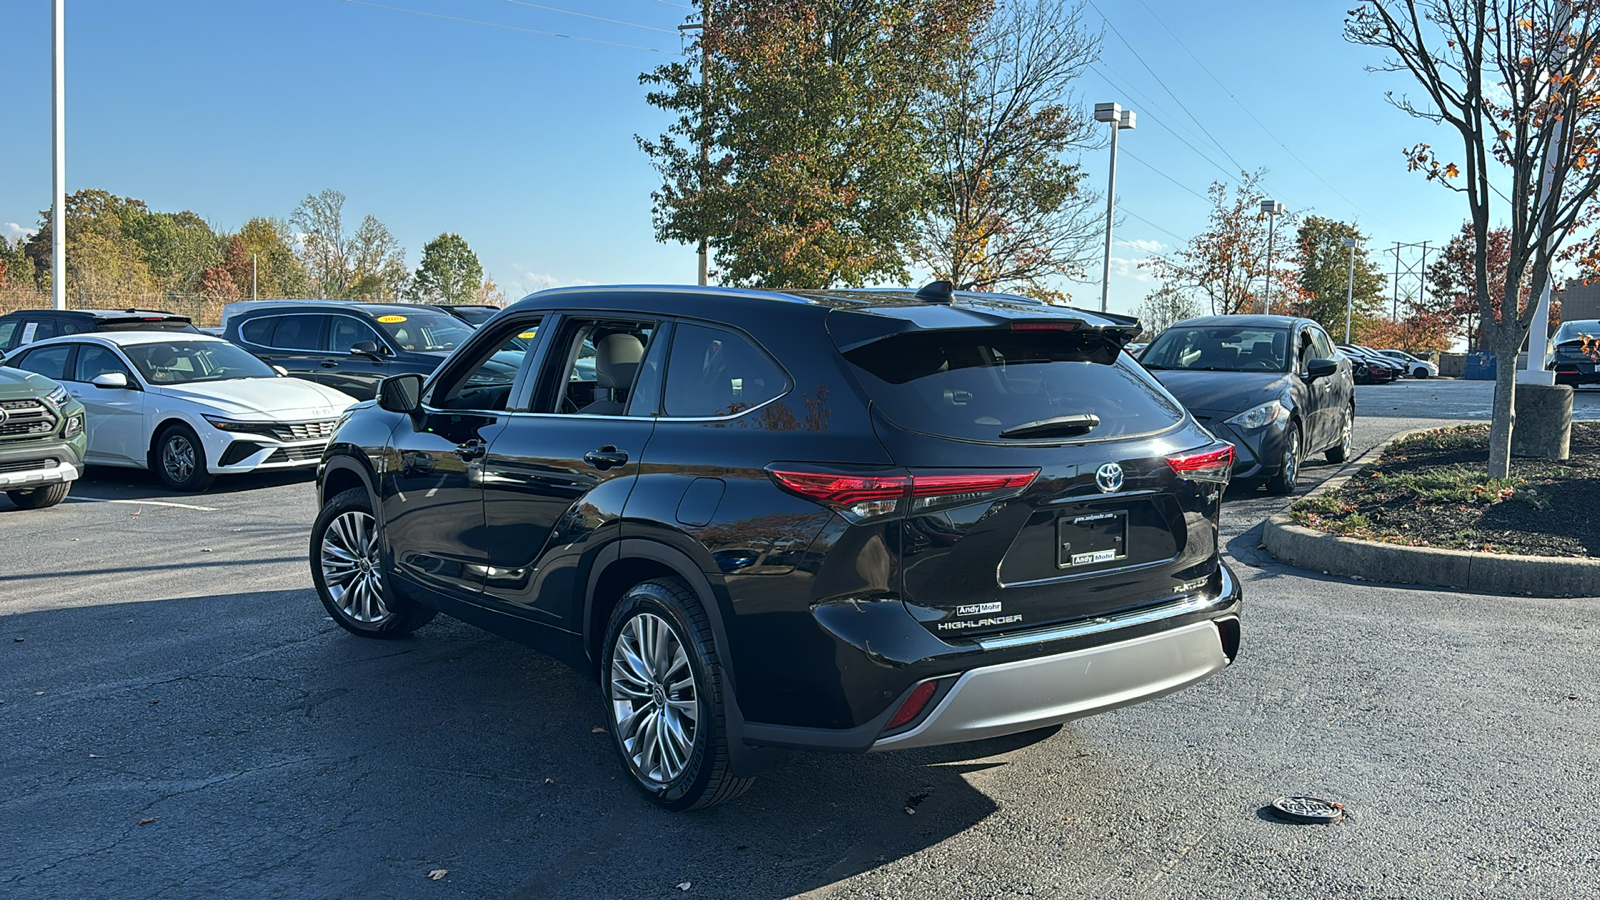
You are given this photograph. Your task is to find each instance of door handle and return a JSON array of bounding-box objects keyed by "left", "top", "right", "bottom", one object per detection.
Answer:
[
  {"left": 583, "top": 446, "right": 629, "bottom": 471},
  {"left": 321, "top": 361, "right": 339, "bottom": 368},
  {"left": 454, "top": 439, "right": 487, "bottom": 462}
]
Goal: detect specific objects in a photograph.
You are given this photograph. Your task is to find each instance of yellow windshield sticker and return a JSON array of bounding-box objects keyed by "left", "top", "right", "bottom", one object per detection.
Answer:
[
  {"left": 518, "top": 331, "right": 538, "bottom": 339},
  {"left": 376, "top": 315, "right": 407, "bottom": 323}
]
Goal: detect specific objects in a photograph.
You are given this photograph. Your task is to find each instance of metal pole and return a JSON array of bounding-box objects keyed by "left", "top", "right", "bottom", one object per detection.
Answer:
[
  {"left": 1100, "top": 121, "right": 1120, "bottom": 313},
  {"left": 251, "top": 252, "right": 258, "bottom": 300},
  {"left": 1392, "top": 244, "right": 1401, "bottom": 321},
  {"left": 1417, "top": 241, "right": 1429, "bottom": 314},
  {"left": 1520, "top": 0, "right": 1572, "bottom": 385},
  {"left": 51, "top": 0, "right": 66, "bottom": 311},
  {"left": 1345, "top": 241, "right": 1357, "bottom": 344},
  {"left": 1264, "top": 213, "right": 1277, "bottom": 314}
]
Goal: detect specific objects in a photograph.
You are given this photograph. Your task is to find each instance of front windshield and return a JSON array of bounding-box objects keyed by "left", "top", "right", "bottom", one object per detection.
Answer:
[
  {"left": 372, "top": 310, "right": 473, "bottom": 352},
  {"left": 1141, "top": 326, "right": 1290, "bottom": 373},
  {"left": 123, "top": 340, "right": 277, "bottom": 384}
]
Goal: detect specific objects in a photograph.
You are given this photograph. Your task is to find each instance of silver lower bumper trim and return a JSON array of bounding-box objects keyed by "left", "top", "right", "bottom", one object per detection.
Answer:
[
  {"left": 871, "top": 618, "right": 1228, "bottom": 750},
  {"left": 0, "top": 460, "right": 81, "bottom": 489}
]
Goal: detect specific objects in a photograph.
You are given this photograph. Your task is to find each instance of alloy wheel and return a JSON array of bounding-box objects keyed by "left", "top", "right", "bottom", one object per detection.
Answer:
[
  {"left": 1284, "top": 427, "right": 1300, "bottom": 486},
  {"left": 320, "top": 510, "right": 390, "bottom": 623},
  {"left": 162, "top": 434, "right": 196, "bottom": 483},
  {"left": 610, "top": 612, "right": 700, "bottom": 787},
  {"left": 1340, "top": 409, "right": 1353, "bottom": 458}
]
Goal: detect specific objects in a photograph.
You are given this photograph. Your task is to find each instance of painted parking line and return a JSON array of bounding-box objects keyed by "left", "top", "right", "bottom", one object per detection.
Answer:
[{"left": 65, "top": 497, "right": 218, "bottom": 511}]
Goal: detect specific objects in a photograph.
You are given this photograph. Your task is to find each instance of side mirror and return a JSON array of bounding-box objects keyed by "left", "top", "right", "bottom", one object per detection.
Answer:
[
  {"left": 1306, "top": 358, "right": 1338, "bottom": 380},
  {"left": 272, "top": 365, "right": 289, "bottom": 377},
  {"left": 91, "top": 372, "right": 130, "bottom": 389},
  {"left": 350, "top": 340, "right": 385, "bottom": 359},
  {"left": 377, "top": 373, "right": 424, "bottom": 414}
]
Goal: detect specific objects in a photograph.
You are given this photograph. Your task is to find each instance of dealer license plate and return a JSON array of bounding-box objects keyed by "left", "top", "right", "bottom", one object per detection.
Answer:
[{"left": 1057, "top": 509, "right": 1128, "bottom": 568}]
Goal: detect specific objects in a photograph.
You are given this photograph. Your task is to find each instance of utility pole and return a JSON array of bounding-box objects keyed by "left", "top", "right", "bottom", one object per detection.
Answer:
[
  {"left": 1392, "top": 244, "right": 1401, "bottom": 320},
  {"left": 1094, "top": 103, "right": 1135, "bottom": 313},
  {"left": 1260, "top": 200, "right": 1284, "bottom": 314},
  {"left": 51, "top": 0, "right": 66, "bottom": 311},
  {"left": 251, "top": 252, "right": 258, "bottom": 301},
  {"left": 1343, "top": 237, "right": 1358, "bottom": 344},
  {"left": 680, "top": 1, "right": 712, "bottom": 287}
]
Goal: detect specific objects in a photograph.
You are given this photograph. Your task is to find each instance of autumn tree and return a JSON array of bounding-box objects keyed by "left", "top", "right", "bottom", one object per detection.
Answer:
[
  {"left": 197, "top": 264, "right": 240, "bottom": 302},
  {"left": 292, "top": 190, "right": 404, "bottom": 299},
  {"left": 913, "top": 0, "right": 1101, "bottom": 293},
  {"left": 1424, "top": 221, "right": 1532, "bottom": 350},
  {"left": 0, "top": 237, "right": 33, "bottom": 291},
  {"left": 1142, "top": 170, "right": 1300, "bottom": 316},
  {"left": 476, "top": 274, "right": 506, "bottom": 306},
  {"left": 123, "top": 209, "right": 222, "bottom": 294},
  {"left": 233, "top": 217, "right": 306, "bottom": 299},
  {"left": 1132, "top": 284, "right": 1201, "bottom": 339},
  {"left": 1292, "top": 216, "right": 1387, "bottom": 341},
  {"left": 410, "top": 233, "right": 483, "bottom": 303},
  {"left": 349, "top": 215, "right": 407, "bottom": 300},
  {"left": 639, "top": 0, "right": 991, "bottom": 288},
  {"left": 1348, "top": 1, "right": 1600, "bottom": 478},
  {"left": 22, "top": 189, "right": 159, "bottom": 303}
]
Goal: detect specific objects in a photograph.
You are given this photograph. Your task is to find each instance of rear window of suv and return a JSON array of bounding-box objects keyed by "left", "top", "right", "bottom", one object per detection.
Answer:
[{"left": 842, "top": 328, "right": 1185, "bottom": 442}]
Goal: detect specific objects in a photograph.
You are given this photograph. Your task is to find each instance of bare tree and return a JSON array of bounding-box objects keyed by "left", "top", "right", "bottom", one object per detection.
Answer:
[
  {"left": 292, "top": 189, "right": 350, "bottom": 299},
  {"left": 1142, "top": 171, "right": 1303, "bottom": 316},
  {"left": 1347, "top": 0, "right": 1600, "bottom": 478},
  {"left": 913, "top": 0, "right": 1102, "bottom": 293},
  {"left": 1132, "top": 284, "right": 1202, "bottom": 339}
]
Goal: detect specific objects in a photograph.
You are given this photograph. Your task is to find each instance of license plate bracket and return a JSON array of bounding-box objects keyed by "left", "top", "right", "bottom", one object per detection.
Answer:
[{"left": 1057, "top": 509, "right": 1129, "bottom": 568}]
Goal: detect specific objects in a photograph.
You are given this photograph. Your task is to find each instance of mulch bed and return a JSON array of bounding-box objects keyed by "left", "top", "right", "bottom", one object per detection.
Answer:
[{"left": 1290, "top": 422, "right": 1600, "bottom": 558}]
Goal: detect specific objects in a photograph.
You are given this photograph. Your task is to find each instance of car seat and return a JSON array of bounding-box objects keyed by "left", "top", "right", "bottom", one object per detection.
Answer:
[{"left": 579, "top": 332, "right": 644, "bottom": 415}]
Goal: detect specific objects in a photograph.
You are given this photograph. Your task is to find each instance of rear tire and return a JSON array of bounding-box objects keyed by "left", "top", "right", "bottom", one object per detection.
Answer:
[
  {"left": 1267, "top": 422, "right": 1301, "bottom": 496},
  {"left": 311, "top": 487, "right": 436, "bottom": 638},
  {"left": 6, "top": 482, "right": 71, "bottom": 509},
  {"left": 602, "top": 577, "right": 754, "bottom": 811},
  {"left": 1325, "top": 406, "right": 1354, "bottom": 463},
  {"left": 153, "top": 423, "right": 215, "bottom": 492}
]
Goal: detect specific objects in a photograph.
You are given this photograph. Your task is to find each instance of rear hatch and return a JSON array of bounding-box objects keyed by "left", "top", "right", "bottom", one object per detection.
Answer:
[{"left": 827, "top": 305, "right": 1230, "bottom": 640}]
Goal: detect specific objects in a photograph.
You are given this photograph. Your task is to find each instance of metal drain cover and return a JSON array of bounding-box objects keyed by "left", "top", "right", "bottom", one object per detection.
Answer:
[{"left": 1270, "top": 796, "right": 1344, "bottom": 824}]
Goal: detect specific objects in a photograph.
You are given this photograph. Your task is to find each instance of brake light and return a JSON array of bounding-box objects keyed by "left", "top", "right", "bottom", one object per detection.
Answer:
[
  {"left": 769, "top": 468, "right": 1038, "bottom": 521},
  {"left": 1166, "top": 444, "right": 1234, "bottom": 484},
  {"left": 1011, "top": 320, "right": 1080, "bottom": 331},
  {"left": 886, "top": 680, "right": 939, "bottom": 730}
]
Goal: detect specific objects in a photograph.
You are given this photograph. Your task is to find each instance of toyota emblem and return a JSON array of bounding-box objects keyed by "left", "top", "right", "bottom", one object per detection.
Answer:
[{"left": 1095, "top": 462, "right": 1124, "bottom": 493}]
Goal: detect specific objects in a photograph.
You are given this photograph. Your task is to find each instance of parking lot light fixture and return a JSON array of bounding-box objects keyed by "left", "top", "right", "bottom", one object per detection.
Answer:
[
  {"left": 1260, "top": 200, "right": 1285, "bottom": 314},
  {"left": 1096, "top": 103, "right": 1136, "bottom": 313}
]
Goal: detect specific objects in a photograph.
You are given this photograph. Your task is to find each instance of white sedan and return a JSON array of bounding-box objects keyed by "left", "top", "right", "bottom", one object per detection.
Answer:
[{"left": 2, "top": 332, "right": 357, "bottom": 491}]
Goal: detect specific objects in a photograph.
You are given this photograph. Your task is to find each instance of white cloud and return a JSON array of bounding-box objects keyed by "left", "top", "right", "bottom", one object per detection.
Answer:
[
  {"left": 505, "top": 267, "right": 595, "bottom": 300},
  {"left": 1109, "top": 257, "right": 1156, "bottom": 282},
  {"left": 1115, "top": 238, "right": 1164, "bottom": 255},
  {"left": 3, "top": 222, "right": 33, "bottom": 241}
]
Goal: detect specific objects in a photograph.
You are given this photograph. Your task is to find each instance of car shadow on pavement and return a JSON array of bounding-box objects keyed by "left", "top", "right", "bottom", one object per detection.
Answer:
[
  {"left": 0, "top": 590, "right": 1028, "bottom": 899},
  {"left": 74, "top": 465, "right": 315, "bottom": 498}
]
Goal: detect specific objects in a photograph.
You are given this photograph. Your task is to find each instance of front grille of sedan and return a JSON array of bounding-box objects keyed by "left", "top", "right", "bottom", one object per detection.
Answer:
[
  {"left": 265, "top": 444, "right": 325, "bottom": 463},
  {"left": 0, "top": 400, "right": 58, "bottom": 440},
  {"left": 257, "top": 420, "right": 338, "bottom": 442}
]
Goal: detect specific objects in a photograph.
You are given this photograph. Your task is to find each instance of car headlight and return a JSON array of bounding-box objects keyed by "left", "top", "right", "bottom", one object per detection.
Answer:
[
  {"left": 1225, "top": 399, "right": 1290, "bottom": 430},
  {"left": 63, "top": 413, "right": 85, "bottom": 438},
  {"left": 45, "top": 385, "right": 70, "bottom": 407},
  {"left": 202, "top": 415, "right": 273, "bottom": 435}
]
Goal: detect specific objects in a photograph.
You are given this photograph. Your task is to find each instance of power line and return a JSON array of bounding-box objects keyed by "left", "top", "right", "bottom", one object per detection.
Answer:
[
  {"left": 1119, "top": 147, "right": 1210, "bottom": 203},
  {"left": 1089, "top": 65, "right": 1238, "bottom": 183},
  {"left": 1118, "top": 208, "right": 1188, "bottom": 244},
  {"left": 625, "top": 0, "right": 694, "bottom": 9},
  {"left": 1131, "top": 0, "right": 1371, "bottom": 219},
  {"left": 338, "top": 0, "right": 682, "bottom": 54},
  {"left": 499, "top": 0, "right": 680, "bottom": 35}
]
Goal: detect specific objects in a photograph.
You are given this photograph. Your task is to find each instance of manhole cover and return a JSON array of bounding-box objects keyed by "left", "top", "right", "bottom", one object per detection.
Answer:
[{"left": 1269, "top": 796, "right": 1344, "bottom": 824}]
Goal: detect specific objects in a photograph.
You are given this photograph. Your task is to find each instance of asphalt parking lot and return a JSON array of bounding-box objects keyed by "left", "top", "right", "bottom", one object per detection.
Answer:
[{"left": 3, "top": 379, "right": 1598, "bottom": 899}]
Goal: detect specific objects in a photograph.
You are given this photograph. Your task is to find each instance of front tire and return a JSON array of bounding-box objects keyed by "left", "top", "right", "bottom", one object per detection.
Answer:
[
  {"left": 1267, "top": 422, "right": 1302, "bottom": 495},
  {"left": 602, "top": 578, "right": 753, "bottom": 810},
  {"left": 153, "top": 423, "right": 215, "bottom": 492},
  {"left": 311, "top": 487, "right": 436, "bottom": 638},
  {"left": 6, "top": 482, "right": 71, "bottom": 509}
]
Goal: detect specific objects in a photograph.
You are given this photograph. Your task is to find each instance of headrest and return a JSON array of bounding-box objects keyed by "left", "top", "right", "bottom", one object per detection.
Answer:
[{"left": 594, "top": 333, "right": 645, "bottom": 389}]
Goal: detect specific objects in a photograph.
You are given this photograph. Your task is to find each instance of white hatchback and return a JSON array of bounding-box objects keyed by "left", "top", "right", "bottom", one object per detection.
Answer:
[{"left": 2, "top": 332, "right": 357, "bottom": 491}]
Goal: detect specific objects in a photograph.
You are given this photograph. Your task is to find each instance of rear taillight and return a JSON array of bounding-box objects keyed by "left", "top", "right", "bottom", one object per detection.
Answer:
[
  {"left": 1166, "top": 443, "right": 1234, "bottom": 484},
  {"left": 769, "top": 468, "right": 1039, "bottom": 522},
  {"left": 885, "top": 680, "right": 939, "bottom": 731}
]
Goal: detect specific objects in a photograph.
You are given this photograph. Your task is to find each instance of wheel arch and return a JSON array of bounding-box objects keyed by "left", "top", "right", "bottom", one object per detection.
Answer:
[
  {"left": 146, "top": 414, "right": 204, "bottom": 469},
  {"left": 318, "top": 454, "right": 378, "bottom": 508}
]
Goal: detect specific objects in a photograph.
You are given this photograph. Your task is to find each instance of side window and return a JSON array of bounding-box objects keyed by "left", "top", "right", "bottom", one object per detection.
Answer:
[
  {"left": 1311, "top": 327, "right": 1336, "bottom": 360},
  {"left": 269, "top": 315, "right": 324, "bottom": 351},
  {"left": 239, "top": 316, "right": 276, "bottom": 346},
  {"left": 24, "top": 319, "right": 57, "bottom": 344},
  {"left": 0, "top": 320, "right": 17, "bottom": 350},
  {"left": 13, "top": 343, "right": 74, "bottom": 381},
  {"left": 329, "top": 317, "right": 383, "bottom": 353},
  {"left": 663, "top": 322, "right": 789, "bottom": 418},
  {"left": 432, "top": 316, "right": 543, "bottom": 412},
  {"left": 72, "top": 345, "right": 134, "bottom": 383},
  {"left": 534, "top": 318, "right": 657, "bottom": 416}
]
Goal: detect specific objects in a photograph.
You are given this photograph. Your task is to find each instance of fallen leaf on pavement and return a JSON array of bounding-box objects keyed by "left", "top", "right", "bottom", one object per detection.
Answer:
[
  {"left": 137, "top": 818, "right": 157, "bottom": 826},
  {"left": 590, "top": 725, "right": 606, "bottom": 734},
  {"left": 677, "top": 882, "right": 691, "bottom": 891},
  {"left": 545, "top": 778, "right": 555, "bottom": 784},
  {"left": 427, "top": 869, "right": 448, "bottom": 880}
]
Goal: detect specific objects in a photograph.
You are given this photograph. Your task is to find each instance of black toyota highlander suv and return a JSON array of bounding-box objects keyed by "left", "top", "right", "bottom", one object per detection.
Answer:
[{"left": 311, "top": 283, "right": 1243, "bottom": 809}]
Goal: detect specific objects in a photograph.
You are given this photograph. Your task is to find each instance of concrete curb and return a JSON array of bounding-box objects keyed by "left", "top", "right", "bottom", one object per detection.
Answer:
[{"left": 1261, "top": 426, "right": 1600, "bottom": 598}]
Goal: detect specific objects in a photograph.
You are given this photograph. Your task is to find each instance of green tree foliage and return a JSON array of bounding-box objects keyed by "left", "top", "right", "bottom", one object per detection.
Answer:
[
  {"left": 1143, "top": 171, "right": 1299, "bottom": 316},
  {"left": 639, "top": 0, "right": 991, "bottom": 288},
  {"left": 914, "top": 0, "right": 1100, "bottom": 293},
  {"left": 22, "top": 190, "right": 159, "bottom": 302},
  {"left": 1292, "top": 216, "right": 1386, "bottom": 340},
  {"left": 0, "top": 237, "right": 34, "bottom": 290},
  {"left": 233, "top": 217, "right": 307, "bottom": 299},
  {"left": 411, "top": 233, "right": 484, "bottom": 303},
  {"left": 122, "top": 209, "right": 222, "bottom": 293}
]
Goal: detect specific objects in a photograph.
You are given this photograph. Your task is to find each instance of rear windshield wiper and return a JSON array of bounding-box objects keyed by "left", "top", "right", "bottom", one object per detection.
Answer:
[{"left": 998, "top": 414, "right": 1101, "bottom": 439}]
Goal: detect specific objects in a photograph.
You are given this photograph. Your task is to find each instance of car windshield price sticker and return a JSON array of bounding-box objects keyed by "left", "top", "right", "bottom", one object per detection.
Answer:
[
  {"left": 19, "top": 323, "right": 38, "bottom": 344},
  {"left": 376, "top": 315, "right": 406, "bottom": 323}
]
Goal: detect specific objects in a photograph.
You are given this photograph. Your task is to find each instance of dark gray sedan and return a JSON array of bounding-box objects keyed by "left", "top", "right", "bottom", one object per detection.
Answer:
[{"left": 1138, "top": 315, "right": 1355, "bottom": 494}]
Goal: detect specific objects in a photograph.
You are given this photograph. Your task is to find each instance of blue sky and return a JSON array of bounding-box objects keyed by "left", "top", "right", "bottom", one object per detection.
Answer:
[{"left": 0, "top": 0, "right": 1466, "bottom": 313}]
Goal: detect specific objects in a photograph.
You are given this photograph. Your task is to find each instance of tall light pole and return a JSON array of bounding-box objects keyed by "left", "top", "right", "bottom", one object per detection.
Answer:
[
  {"left": 251, "top": 252, "right": 258, "bottom": 301},
  {"left": 1343, "top": 237, "right": 1358, "bottom": 344},
  {"left": 1095, "top": 102, "right": 1135, "bottom": 313},
  {"left": 1260, "top": 200, "right": 1284, "bottom": 314},
  {"left": 680, "top": 0, "right": 713, "bottom": 287},
  {"left": 51, "top": 0, "right": 66, "bottom": 310}
]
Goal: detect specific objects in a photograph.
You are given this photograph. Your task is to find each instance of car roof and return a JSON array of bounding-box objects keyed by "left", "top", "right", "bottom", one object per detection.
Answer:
[
  {"left": 232, "top": 301, "right": 433, "bottom": 317},
  {"left": 1, "top": 307, "right": 187, "bottom": 320},
  {"left": 22, "top": 331, "right": 229, "bottom": 348},
  {"left": 505, "top": 284, "right": 1137, "bottom": 329}
]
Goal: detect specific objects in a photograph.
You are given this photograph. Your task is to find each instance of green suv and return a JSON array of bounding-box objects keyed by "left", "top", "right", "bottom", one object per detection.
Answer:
[{"left": 0, "top": 367, "right": 86, "bottom": 509}]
